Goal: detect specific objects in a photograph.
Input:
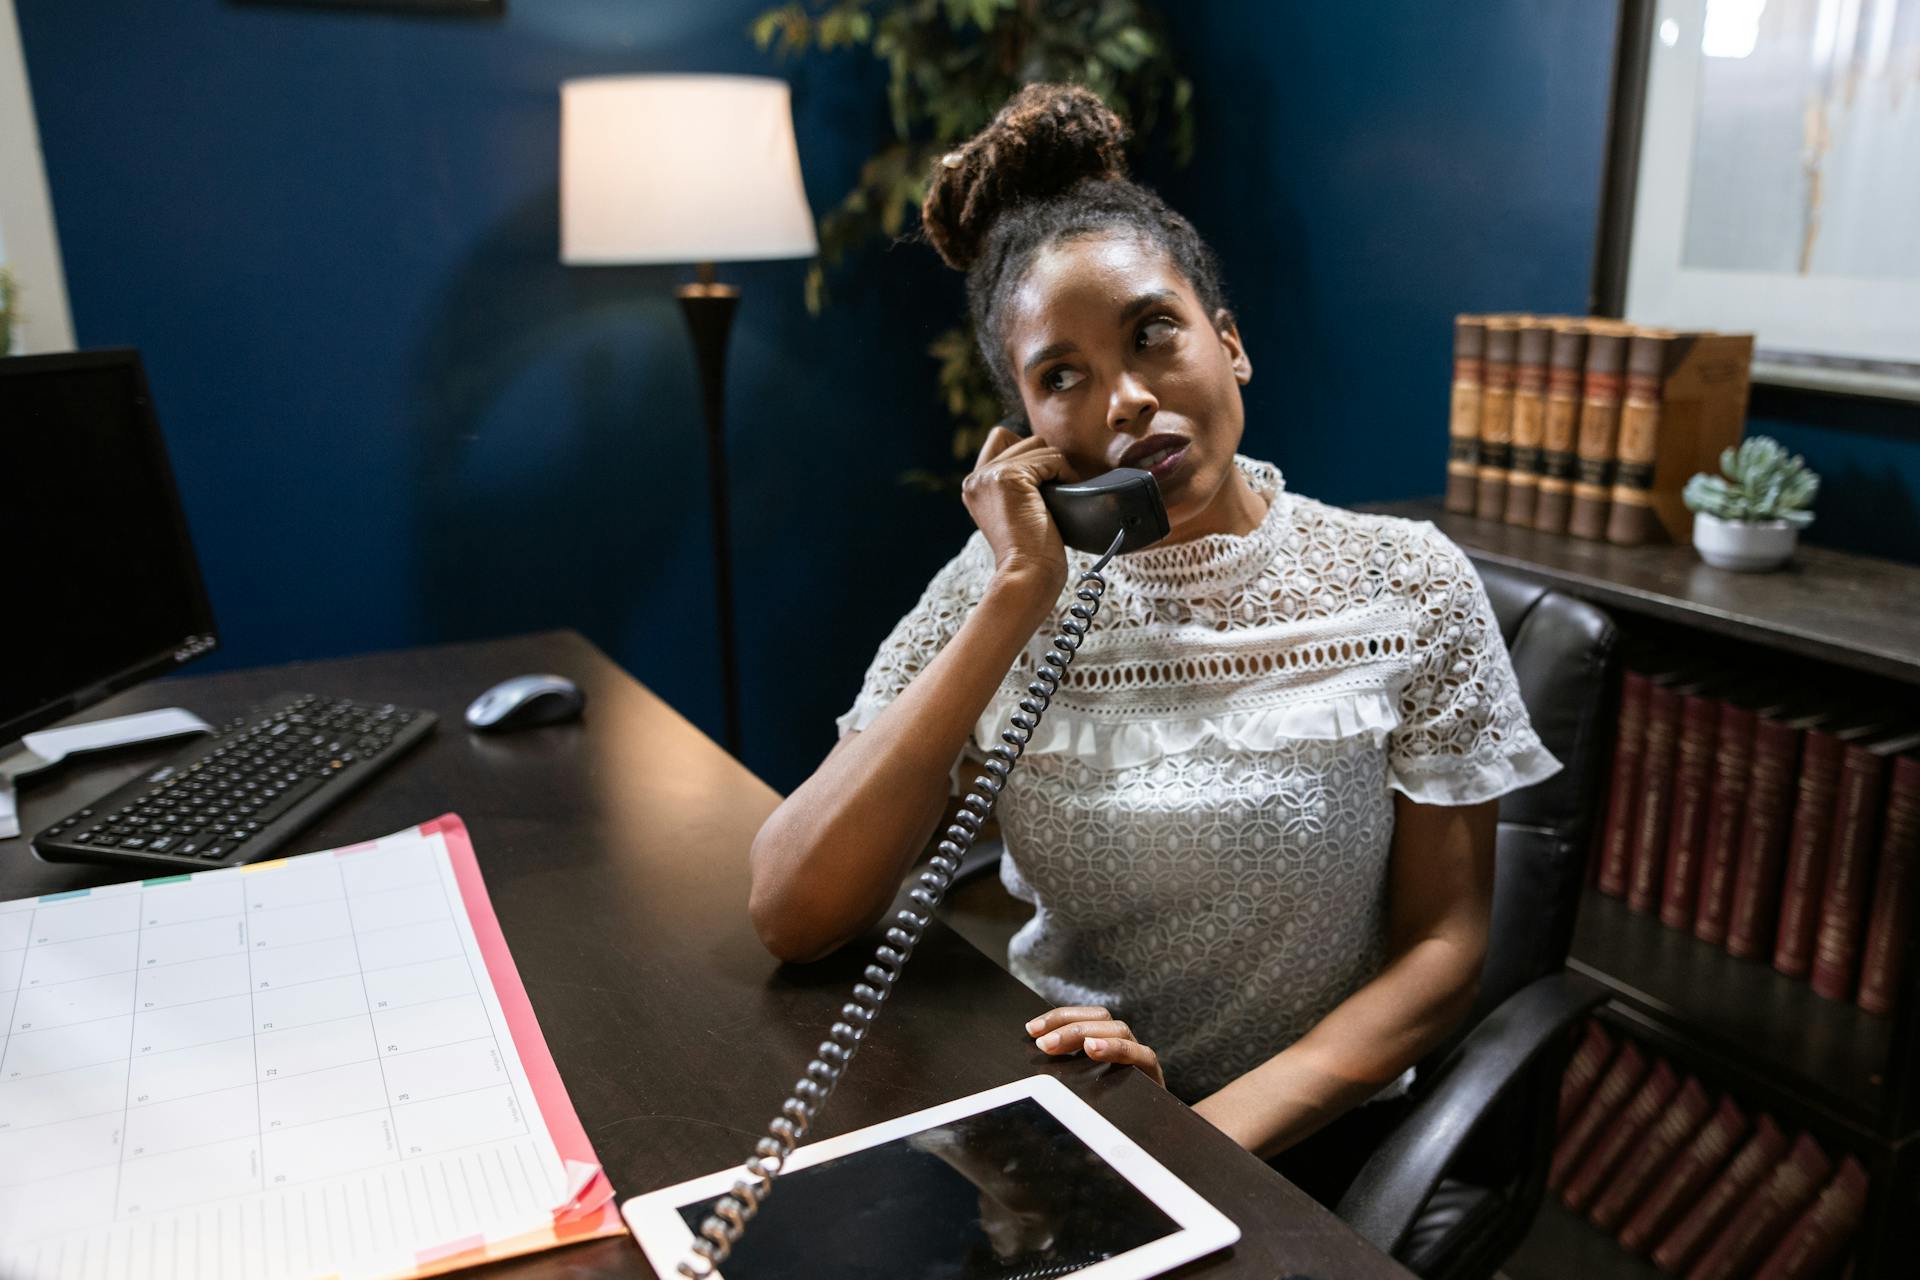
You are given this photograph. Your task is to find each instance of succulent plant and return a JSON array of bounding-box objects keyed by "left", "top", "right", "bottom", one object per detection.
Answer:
[{"left": 1682, "top": 436, "right": 1820, "bottom": 528}]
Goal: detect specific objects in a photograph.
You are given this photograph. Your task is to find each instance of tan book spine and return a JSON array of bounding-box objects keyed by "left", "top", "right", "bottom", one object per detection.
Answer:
[
  {"left": 1534, "top": 320, "right": 1588, "bottom": 533},
  {"left": 1608, "top": 331, "right": 1755, "bottom": 546},
  {"left": 1446, "top": 314, "right": 1486, "bottom": 513},
  {"left": 1608, "top": 328, "right": 1678, "bottom": 545},
  {"left": 1475, "top": 317, "right": 1519, "bottom": 518},
  {"left": 1504, "top": 319, "right": 1552, "bottom": 526},
  {"left": 1569, "top": 322, "right": 1630, "bottom": 541}
]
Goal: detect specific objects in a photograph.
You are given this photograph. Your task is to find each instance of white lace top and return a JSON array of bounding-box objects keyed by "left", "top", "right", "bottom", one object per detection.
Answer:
[{"left": 836, "top": 456, "right": 1560, "bottom": 1101}]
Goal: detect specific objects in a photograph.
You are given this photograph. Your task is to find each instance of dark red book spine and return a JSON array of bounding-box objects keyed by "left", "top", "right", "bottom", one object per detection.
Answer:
[
  {"left": 1726, "top": 714, "right": 1805, "bottom": 958},
  {"left": 1774, "top": 729, "right": 1848, "bottom": 977},
  {"left": 1753, "top": 1155, "right": 1871, "bottom": 1280},
  {"left": 1629, "top": 685, "right": 1685, "bottom": 914},
  {"left": 1600, "top": 671, "right": 1654, "bottom": 898},
  {"left": 1685, "top": 1131, "right": 1834, "bottom": 1280},
  {"left": 1591, "top": 1075, "right": 1713, "bottom": 1232},
  {"left": 1563, "top": 1059, "right": 1680, "bottom": 1212},
  {"left": 1813, "top": 754, "right": 1908, "bottom": 1001},
  {"left": 1695, "top": 703, "right": 1758, "bottom": 945},
  {"left": 1559, "top": 1020, "right": 1615, "bottom": 1133},
  {"left": 1661, "top": 694, "right": 1722, "bottom": 929},
  {"left": 1550, "top": 1040, "right": 1649, "bottom": 1192},
  {"left": 1650, "top": 1114, "right": 1787, "bottom": 1274},
  {"left": 1619, "top": 1095, "right": 1750, "bottom": 1256},
  {"left": 1857, "top": 756, "right": 1920, "bottom": 1013}
]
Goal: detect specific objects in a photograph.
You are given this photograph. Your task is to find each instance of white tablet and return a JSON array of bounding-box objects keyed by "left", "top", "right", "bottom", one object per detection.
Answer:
[{"left": 622, "top": 1074, "right": 1240, "bottom": 1280}]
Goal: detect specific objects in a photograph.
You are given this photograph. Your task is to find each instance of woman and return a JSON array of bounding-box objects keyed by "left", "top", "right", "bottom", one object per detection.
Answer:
[{"left": 746, "top": 83, "right": 1558, "bottom": 1204}]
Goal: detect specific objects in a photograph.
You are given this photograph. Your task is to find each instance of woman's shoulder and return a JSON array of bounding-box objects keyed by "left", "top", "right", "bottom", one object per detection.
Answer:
[{"left": 1276, "top": 492, "right": 1475, "bottom": 588}]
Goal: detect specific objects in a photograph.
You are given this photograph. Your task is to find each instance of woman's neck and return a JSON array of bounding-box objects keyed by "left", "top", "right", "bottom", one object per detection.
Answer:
[{"left": 1165, "top": 466, "right": 1269, "bottom": 543}]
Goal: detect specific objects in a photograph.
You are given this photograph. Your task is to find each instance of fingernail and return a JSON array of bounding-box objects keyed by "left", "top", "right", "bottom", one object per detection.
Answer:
[
  {"left": 1038, "top": 1032, "right": 1059, "bottom": 1049},
  {"left": 1086, "top": 1039, "right": 1104, "bottom": 1053},
  {"left": 1025, "top": 1018, "right": 1043, "bottom": 1034}
]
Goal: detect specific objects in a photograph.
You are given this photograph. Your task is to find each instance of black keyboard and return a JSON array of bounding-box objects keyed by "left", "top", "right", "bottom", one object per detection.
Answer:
[{"left": 31, "top": 693, "right": 436, "bottom": 871}]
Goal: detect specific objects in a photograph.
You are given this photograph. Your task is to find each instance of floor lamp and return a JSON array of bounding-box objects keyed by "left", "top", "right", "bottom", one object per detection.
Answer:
[{"left": 560, "top": 74, "right": 817, "bottom": 758}]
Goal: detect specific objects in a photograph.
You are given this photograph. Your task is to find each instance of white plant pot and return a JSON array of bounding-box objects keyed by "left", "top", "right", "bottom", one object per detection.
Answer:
[{"left": 1691, "top": 512, "right": 1800, "bottom": 572}]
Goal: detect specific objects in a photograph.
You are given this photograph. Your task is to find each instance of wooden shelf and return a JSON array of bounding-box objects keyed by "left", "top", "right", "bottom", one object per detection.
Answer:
[
  {"left": 1359, "top": 499, "right": 1920, "bottom": 685},
  {"left": 1504, "top": 1199, "right": 1667, "bottom": 1280},
  {"left": 1568, "top": 894, "right": 1896, "bottom": 1131}
]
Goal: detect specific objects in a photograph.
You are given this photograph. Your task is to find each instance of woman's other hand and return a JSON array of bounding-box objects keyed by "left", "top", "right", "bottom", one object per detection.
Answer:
[
  {"left": 962, "top": 424, "right": 1080, "bottom": 601},
  {"left": 1025, "top": 1006, "right": 1165, "bottom": 1088}
]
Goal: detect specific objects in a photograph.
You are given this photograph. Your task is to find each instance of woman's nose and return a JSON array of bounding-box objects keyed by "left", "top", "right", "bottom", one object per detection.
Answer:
[{"left": 1107, "top": 371, "right": 1158, "bottom": 431}]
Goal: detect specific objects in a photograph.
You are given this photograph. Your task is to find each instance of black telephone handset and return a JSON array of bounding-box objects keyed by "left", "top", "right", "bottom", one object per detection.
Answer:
[
  {"left": 676, "top": 465, "right": 1168, "bottom": 1277},
  {"left": 1039, "top": 467, "right": 1170, "bottom": 556}
]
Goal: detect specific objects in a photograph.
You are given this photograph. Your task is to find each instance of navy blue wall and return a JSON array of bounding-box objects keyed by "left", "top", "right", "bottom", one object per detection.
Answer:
[{"left": 18, "top": 1, "right": 1919, "bottom": 795}]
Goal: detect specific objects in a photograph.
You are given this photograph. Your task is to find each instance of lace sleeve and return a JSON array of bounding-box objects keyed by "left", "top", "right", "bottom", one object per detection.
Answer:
[
  {"left": 1386, "top": 524, "right": 1562, "bottom": 806},
  {"left": 834, "top": 533, "right": 997, "bottom": 790}
]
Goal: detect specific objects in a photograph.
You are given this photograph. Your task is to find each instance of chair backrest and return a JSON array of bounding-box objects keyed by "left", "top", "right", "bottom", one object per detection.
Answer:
[{"left": 1421, "top": 563, "right": 1617, "bottom": 1073}]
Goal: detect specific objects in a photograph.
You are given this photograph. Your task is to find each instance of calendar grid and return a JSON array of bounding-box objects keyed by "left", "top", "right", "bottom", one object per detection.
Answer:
[{"left": 0, "top": 818, "right": 615, "bottom": 1280}]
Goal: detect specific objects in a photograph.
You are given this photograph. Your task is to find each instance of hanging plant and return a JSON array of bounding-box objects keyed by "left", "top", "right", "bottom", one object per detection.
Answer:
[{"left": 751, "top": 0, "right": 1195, "bottom": 488}]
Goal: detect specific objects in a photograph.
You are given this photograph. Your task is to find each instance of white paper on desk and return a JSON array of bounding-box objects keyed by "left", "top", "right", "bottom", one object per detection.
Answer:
[
  {"left": 0, "top": 820, "right": 590, "bottom": 1280},
  {"left": 0, "top": 776, "right": 17, "bottom": 840}
]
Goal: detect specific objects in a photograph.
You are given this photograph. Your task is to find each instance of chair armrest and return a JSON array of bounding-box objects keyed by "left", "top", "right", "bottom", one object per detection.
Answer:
[{"left": 1335, "top": 970, "right": 1607, "bottom": 1257}]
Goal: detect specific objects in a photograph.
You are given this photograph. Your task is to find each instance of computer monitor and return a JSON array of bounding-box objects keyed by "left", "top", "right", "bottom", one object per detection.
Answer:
[{"left": 0, "top": 348, "right": 218, "bottom": 747}]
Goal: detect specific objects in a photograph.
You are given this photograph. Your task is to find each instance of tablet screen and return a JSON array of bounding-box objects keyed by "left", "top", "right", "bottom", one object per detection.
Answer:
[{"left": 671, "top": 1097, "right": 1181, "bottom": 1279}]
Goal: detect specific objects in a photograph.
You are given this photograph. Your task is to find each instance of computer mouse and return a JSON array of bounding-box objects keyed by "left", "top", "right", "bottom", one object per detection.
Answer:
[{"left": 465, "top": 674, "right": 585, "bottom": 733}]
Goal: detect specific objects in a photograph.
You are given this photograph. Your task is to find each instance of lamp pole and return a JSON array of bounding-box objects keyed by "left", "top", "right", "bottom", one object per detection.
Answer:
[{"left": 678, "top": 261, "right": 743, "bottom": 758}]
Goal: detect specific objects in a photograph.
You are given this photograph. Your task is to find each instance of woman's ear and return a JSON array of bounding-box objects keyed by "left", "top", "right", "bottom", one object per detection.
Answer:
[{"left": 1214, "top": 309, "right": 1252, "bottom": 386}]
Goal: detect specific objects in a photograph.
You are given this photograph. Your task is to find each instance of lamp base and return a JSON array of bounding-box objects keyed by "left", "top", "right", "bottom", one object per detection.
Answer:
[{"left": 678, "top": 272, "right": 745, "bottom": 758}]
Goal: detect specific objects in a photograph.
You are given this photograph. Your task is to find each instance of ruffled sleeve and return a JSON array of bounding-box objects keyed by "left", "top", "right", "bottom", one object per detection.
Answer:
[
  {"left": 834, "top": 532, "right": 997, "bottom": 793},
  {"left": 1386, "top": 524, "right": 1562, "bottom": 805}
]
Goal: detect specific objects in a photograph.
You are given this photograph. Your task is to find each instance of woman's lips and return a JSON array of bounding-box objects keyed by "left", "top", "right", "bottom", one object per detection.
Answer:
[{"left": 1134, "top": 442, "right": 1188, "bottom": 479}]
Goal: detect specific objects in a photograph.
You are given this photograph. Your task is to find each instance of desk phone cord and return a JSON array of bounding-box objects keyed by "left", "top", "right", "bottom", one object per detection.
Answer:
[{"left": 678, "top": 529, "right": 1127, "bottom": 1278}]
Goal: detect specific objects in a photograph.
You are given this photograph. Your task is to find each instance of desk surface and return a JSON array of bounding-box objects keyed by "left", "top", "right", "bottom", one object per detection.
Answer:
[{"left": 0, "top": 631, "right": 1408, "bottom": 1280}]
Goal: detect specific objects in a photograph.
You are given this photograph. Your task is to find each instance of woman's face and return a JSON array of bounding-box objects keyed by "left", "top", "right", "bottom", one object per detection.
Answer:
[{"left": 1001, "top": 232, "right": 1252, "bottom": 534}]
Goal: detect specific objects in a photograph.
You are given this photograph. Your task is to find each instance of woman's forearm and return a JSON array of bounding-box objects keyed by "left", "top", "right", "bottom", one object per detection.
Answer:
[
  {"left": 1191, "top": 931, "right": 1483, "bottom": 1161},
  {"left": 748, "top": 569, "right": 1058, "bottom": 962}
]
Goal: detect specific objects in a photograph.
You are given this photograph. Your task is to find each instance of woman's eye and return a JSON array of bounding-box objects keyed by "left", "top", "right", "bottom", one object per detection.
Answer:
[
  {"left": 1043, "top": 366, "right": 1085, "bottom": 392},
  {"left": 1138, "top": 318, "right": 1178, "bottom": 349}
]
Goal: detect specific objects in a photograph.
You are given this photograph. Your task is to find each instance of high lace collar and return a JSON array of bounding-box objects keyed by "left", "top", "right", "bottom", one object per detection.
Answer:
[{"left": 1082, "top": 454, "right": 1290, "bottom": 599}]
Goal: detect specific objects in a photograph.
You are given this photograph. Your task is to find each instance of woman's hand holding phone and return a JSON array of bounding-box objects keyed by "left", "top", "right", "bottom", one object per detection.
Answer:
[{"left": 962, "top": 424, "right": 1081, "bottom": 607}]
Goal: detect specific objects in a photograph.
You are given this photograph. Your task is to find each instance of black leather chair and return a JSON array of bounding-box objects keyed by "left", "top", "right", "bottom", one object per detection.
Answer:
[
  {"left": 936, "top": 559, "right": 1617, "bottom": 1278},
  {"left": 1329, "top": 561, "right": 1617, "bottom": 1278}
]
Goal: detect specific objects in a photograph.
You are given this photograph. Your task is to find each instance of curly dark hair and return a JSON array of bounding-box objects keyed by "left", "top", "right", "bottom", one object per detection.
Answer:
[{"left": 919, "top": 82, "right": 1231, "bottom": 411}]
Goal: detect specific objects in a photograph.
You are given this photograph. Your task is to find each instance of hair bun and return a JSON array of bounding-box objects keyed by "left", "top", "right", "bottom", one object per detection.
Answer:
[{"left": 921, "top": 82, "right": 1130, "bottom": 272}]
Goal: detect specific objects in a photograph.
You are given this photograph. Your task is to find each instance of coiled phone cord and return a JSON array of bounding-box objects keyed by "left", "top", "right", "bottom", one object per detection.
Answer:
[{"left": 677, "top": 528, "right": 1128, "bottom": 1279}]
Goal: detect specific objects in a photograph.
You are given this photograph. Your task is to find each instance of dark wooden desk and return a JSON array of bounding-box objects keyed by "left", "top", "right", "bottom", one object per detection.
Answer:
[{"left": 0, "top": 631, "right": 1409, "bottom": 1279}]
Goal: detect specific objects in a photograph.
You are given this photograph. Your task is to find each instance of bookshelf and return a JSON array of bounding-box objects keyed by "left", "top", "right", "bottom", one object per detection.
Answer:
[{"left": 1364, "top": 499, "right": 1920, "bottom": 1280}]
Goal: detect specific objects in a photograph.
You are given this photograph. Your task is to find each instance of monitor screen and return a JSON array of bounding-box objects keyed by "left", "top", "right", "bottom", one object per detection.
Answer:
[{"left": 0, "top": 349, "right": 217, "bottom": 745}]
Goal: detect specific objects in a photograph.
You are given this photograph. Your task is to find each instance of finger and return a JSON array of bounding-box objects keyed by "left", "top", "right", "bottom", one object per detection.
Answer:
[
  {"left": 1084, "top": 1037, "right": 1165, "bottom": 1087},
  {"left": 974, "top": 424, "right": 1027, "bottom": 470},
  {"left": 977, "top": 442, "right": 1081, "bottom": 488},
  {"left": 1034, "top": 1020, "right": 1132, "bottom": 1054},
  {"left": 1024, "top": 1007, "right": 1110, "bottom": 1038}
]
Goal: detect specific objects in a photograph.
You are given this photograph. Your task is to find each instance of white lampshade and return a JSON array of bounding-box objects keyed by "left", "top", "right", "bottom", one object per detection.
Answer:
[{"left": 560, "top": 74, "right": 818, "bottom": 266}]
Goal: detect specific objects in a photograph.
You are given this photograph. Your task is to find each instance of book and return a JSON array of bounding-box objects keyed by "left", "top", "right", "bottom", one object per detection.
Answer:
[
  {"left": 1590, "top": 1074, "right": 1713, "bottom": 1233},
  {"left": 1695, "top": 696, "right": 1778, "bottom": 946},
  {"left": 1650, "top": 1114, "right": 1788, "bottom": 1273},
  {"left": 1752, "top": 1155, "right": 1870, "bottom": 1280},
  {"left": 1605, "top": 328, "right": 1755, "bottom": 546},
  {"left": 1535, "top": 319, "right": 1588, "bottom": 534},
  {"left": 1475, "top": 316, "right": 1520, "bottom": 518},
  {"left": 1855, "top": 749, "right": 1920, "bottom": 1012},
  {"left": 1559, "top": 1020, "right": 1616, "bottom": 1133},
  {"left": 1661, "top": 691, "right": 1723, "bottom": 930},
  {"left": 1568, "top": 320, "right": 1632, "bottom": 541},
  {"left": 1629, "top": 676, "right": 1713, "bottom": 914},
  {"left": 1445, "top": 314, "right": 1486, "bottom": 513},
  {"left": 1726, "top": 709, "right": 1823, "bottom": 960},
  {"left": 1684, "top": 1131, "right": 1833, "bottom": 1280},
  {"left": 1599, "top": 669, "right": 1655, "bottom": 899},
  {"left": 1504, "top": 319, "right": 1553, "bottom": 527},
  {"left": 1619, "top": 1094, "right": 1750, "bottom": 1256},
  {"left": 1563, "top": 1058, "right": 1680, "bottom": 1213},
  {"left": 1773, "top": 722, "right": 1880, "bottom": 978},
  {"left": 1550, "top": 1039, "right": 1649, "bottom": 1192}
]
